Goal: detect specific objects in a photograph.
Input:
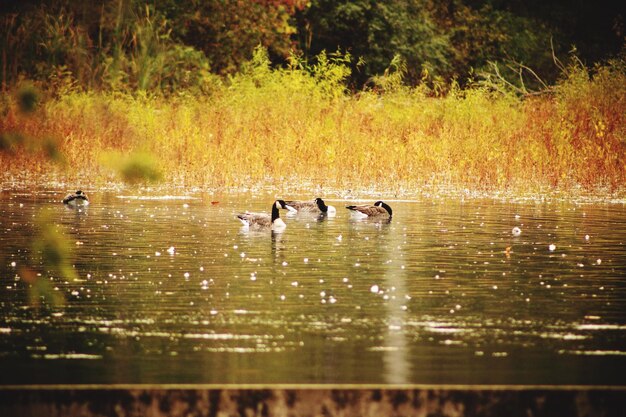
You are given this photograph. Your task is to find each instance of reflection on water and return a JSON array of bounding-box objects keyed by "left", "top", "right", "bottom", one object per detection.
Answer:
[{"left": 1, "top": 190, "right": 626, "bottom": 385}]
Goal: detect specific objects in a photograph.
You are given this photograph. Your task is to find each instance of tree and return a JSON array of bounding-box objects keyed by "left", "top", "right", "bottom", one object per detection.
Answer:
[
  {"left": 160, "top": 0, "right": 305, "bottom": 75},
  {"left": 295, "top": 0, "right": 454, "bottom": 87}
]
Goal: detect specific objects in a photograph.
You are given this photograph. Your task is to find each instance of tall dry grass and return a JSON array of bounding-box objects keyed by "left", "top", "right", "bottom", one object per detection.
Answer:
[{"left": 1, "top": 51, "right": 624, "bottom": 193}]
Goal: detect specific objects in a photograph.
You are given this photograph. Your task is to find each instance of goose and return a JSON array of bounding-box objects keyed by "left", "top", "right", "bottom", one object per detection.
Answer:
[
  {"left": 62, "top": 190, "right": 89, "bottom": 206},
  {"left": 236, "top": 200, "right": 289, "bottom": 231},
  {"left": 284, "top": 197, "right": 337, "bottom": 216},
  {"left": 346, "top": 200, "right": 392, "bottom": 218}
]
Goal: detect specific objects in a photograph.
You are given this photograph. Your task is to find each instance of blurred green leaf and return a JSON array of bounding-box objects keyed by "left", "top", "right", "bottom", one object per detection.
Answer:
[
  {"left": 0, "top": 132, "right": 25, "bottom": 153},
  {"left": 41, "top": 136, "right": 66, "bottom": 164},
  {"left": 17, "top": 83, "right": 40, "bottom": 113},
  {"left": 119, "top": 152, "right": 163, "bottom": 184},
  {"left": 28, "top": 276, "right": 66, "bottom": 309},
  {"left": 32, "top": 211, "right": 78, "bottom": 282}
]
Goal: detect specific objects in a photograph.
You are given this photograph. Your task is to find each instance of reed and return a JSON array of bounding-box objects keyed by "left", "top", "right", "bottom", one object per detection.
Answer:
[{"left": 1, "top": 53, "right": 624, "bottom": 194}]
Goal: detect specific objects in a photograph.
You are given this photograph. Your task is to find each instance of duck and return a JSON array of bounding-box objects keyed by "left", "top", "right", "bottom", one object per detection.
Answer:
[
  {"left": 346, "top": 200, "right": 392, "bottom": 218},
  {"left": 236, "top": 200, "right": 290, "bottom": 231},
  {"left": 284, "top": 197, "right": 337, "bottom": 216},
  {"left": 62, "top": 190, "right": 89, "bottom": 206}
]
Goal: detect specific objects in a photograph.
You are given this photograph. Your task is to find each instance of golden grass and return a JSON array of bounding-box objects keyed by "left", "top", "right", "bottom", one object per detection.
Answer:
[{"left": 1, "top": 59, "right": 625, "bottom": 194}]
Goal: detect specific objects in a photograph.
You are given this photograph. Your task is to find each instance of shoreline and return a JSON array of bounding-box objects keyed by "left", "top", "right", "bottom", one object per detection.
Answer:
[{"left": 2, "top": 176, "right": 625, "bottom": 205}]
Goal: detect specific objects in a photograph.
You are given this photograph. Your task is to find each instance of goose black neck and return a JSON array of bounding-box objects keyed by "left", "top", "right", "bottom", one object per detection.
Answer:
[
  {"left": 271, "top": 203, "right": 280, "bottom": 222},
  {"left": 316, "top": 199, "right": 328, "bottom": 213},
  {"left": 381, "top": 202, "right": 392, "bottom": 216}
]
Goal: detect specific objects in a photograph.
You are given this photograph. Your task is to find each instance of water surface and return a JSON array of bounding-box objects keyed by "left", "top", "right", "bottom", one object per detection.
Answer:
[{"left": 1, "top": 189, "right": 625, "bottom": 385}]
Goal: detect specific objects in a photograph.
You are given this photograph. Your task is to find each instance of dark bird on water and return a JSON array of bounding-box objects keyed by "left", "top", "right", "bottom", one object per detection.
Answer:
[
  {"left": 284, "top": 197, "right": 337, "bottom": 216},
  {"left": 236, "top": 200, "right": 290, "bottom": 231},
  {"left": 62, "top": 190, "right": 89, "bottom": 206},
  {"left": 345, "top": 201, "right": 392, "bottom": 218}
]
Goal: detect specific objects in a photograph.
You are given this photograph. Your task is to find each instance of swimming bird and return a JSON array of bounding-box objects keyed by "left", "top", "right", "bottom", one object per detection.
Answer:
[
  {"left": 345, "top": 201, "right": 392, "bottom": 218},
  {"left": 236, "top": 200, "right": 289, "bottom": 231},
  {"left": 62, "top": 190, "right": 89, "bottom": 206},
  {"left": 284, "top": 197, "right": 337, "bottom": 216}
]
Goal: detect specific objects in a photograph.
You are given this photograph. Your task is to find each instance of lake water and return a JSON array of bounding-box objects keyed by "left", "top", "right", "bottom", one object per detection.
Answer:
[{"left": 1, "top": 189, "right": 625, "bottom": 385}]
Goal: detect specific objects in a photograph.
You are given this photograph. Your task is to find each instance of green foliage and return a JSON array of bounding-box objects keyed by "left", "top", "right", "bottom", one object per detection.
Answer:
[
  {"left": 306, "top": 50, "right": 353, "bottom": 98},
  {"left": 41, "top": 136, "right": 65, "bottom": 164},
  {"left": 0, "top": 132, "right": 24, "bottom": 153},
  {"left": 446, "top": 3, "right": 554, "bottom": 86},
  {"left": 367, "top": 55, "right": 409, "bottom": 93},
  {"left": 1, "top": 0, "right": 621, "bottom": 91},
  {"left": 25, "top": 211, "right": 79, "bottom": 308},
  {"left": 162, "top": 0, "right": 304, "bottom": 75},
  {"left": 1, "top": 0, "right": 217, "bottom": 95},
  {"left": 295, "top": 0, "right": 622, "bottom": 88},
  {"left": 296, "top": 0, "right": 454, "bottom": 86},
  {"left": 117, "top": 152, "right": 163, "bottom": 184},
  {"left": 102, "top": 6, "right": 216, "bottom": 94},
  {"left": 230, "top": 46, "right": 352, "bottom": 101},
  {"left": 33, "top": 220, "right": 71, "bottom": 269},
  {"left": 17, "top": 83, "right": 40, "bottom": 113}
]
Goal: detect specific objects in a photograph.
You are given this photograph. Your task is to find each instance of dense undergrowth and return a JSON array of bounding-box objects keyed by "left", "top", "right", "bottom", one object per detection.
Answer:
[{"left": 1, "top": 49, "right": 625, "bottom": 194}]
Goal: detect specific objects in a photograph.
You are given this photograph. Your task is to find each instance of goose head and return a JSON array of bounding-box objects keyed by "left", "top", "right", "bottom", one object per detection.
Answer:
[
  {"left": 315, "top": 197, "right": 337, "bottom": 216},
  {"left": 271, "top": 200, "right": 289, "bottom": 229},
  {"left": 374, "top": 201, "right": 392, "bottom": 216}
]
